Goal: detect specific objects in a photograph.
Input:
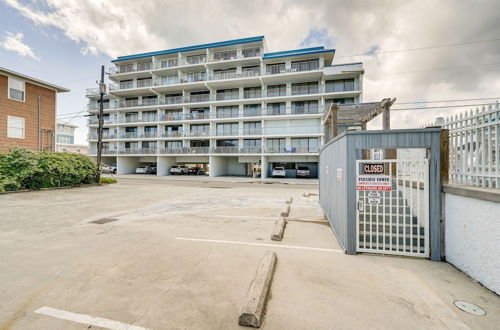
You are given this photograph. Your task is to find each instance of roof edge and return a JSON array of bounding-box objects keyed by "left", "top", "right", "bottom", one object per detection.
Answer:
[
  {"left": 0, "top": 67, "right": 70, "bottom": 93},
  {"left": 112, "top": 36, "right": 265, "bottom": 63}
]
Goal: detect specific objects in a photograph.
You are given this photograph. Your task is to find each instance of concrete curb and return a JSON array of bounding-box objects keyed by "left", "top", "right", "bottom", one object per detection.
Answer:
[
  {"left": 271, "top": 218, "right": 287, "bottom": 241},
  {"left": 280, "top": 204, "right": 290, "bottom": 217},
  {"left": 239, "top": 251, "right": 277, "bottom": 328},
  {"left": 0, "top": 183, "right": 100, "bottom": 195}
]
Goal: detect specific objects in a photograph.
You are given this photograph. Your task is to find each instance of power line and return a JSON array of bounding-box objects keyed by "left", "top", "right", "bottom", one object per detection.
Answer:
[
  {"left": 391, "top": 103, "right": 494, "bottom": 111},
  {"left": 364, "top": 61, "right": 500, "bottom": 77},
  {"left": 395, "top": 97, "right": 500, "bottom": 105},
  {"left": 56, "top": 75, "right": 99, "bottom": 84},
  {"left": 338, "top": 37, "right": 500, "bottom": 58}
]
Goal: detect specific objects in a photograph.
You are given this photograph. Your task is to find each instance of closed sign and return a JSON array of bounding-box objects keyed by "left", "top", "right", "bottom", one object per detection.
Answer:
[{"left": 361, "top": 163, "right": 385, "bottom": 175}]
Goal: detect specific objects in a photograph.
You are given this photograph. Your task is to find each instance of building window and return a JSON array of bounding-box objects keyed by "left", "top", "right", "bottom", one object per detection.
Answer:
[
  {"left": 7, "top": 116, "right": 25, "bottom": 139},
  {"left": 8, "top": 77, "right": 25, "bottom": 101}
]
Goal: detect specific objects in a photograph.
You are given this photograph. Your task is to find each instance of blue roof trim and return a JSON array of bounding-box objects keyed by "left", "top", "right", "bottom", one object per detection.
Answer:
[
  {"left": 263, "top": 48, "right": 335, "bottom": 60},
  {"left": 112, "top": 36, "right": 265, "bottom": 62}
]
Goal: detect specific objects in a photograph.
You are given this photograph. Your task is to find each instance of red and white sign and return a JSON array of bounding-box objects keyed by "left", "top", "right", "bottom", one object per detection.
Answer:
[{"left": 356, "top": 175, "right": 392, "bottom": 191}]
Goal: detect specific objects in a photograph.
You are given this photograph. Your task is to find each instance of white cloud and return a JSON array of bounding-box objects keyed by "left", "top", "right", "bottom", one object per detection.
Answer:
[
  {"left": 4, "top": 0, "right": 500, "bottom": 128},
  {"left": 0, "top": 32, "right": 40, "bottom": 60}
]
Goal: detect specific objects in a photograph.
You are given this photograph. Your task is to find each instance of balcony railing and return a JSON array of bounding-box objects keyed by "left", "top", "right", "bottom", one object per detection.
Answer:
[
  {"left": 140, "top": 132, "right": 158, "bottom": 138},
  {"left": 162, "top": 96, "right": 183, "bottom": 105},
  {"left": 189, "top": 94, "right": 210, "bottom": 103},
  {"left": 160, "top": 113, "right": 183, "bottom": 121},
  {"left": 291, "top": 61, "right": 320, "bottom": 72},
  {"left": 242, "top": 128, "right": 262, "bottom": 135},
  {"left": 186, "top": 130, "right": 211, "bottom": 137},
  {"left": 122, "top": 132, "right": 138, "bottom": 138},
  {"left": 244, "top": 90, "right": 262, "bottom": 99},
  {"left": 216, "top": 91, "right": 239, "bottom": 101},
  {"left": 239, "top": 147, "right": 262, "bottom": 153},
  {"left": 216, "top": 130, "right": 239, "bottom": 136},
  {"left": 161, "top": 131, "right": 183, "bottom": 138},
  {"left": 137, "top": 79, "right": 153, "bottom": 88},
  {"left": 158, "top": 59, "right": 179, "bottom": 69},
  {"left": 212, "top": 146, "right": 239, "bottom": 153},
  {"left": 86, "top": 88, "right": 100, "bottom": 97}
]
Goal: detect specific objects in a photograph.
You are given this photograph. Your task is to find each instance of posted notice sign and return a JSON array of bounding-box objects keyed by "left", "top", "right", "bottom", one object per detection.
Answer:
[{"left": 357, "top": 162, "right": 392, "bottom": 191}]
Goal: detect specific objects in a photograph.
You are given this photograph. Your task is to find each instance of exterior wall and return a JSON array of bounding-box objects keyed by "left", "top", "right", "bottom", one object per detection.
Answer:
[
  {"left": 56, "top": 144, "right": 88, "bottom": 154},
  {"left": 445, "top": 192, "right": 500, "bottom": 294},
  {"left": 0, "top": 74, "right": 56, "bottom": 153},
  {"left": 157, "top": 156, "right": 177, "bottom": 175}
]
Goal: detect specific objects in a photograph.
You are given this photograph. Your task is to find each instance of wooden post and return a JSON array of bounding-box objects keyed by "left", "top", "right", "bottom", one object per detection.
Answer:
[
  {"left": 331, "top": 105, "right": 338, "bottom": 138},
  {"left": 439, "top": 128, "right": 450, "bottom": 261}
]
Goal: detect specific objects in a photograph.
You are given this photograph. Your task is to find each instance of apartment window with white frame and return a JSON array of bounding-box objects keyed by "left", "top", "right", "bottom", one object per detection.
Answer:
[
  {"left": 7, "top": 116, "right": 25, "bottom": 139},
  {"left": 8, "top": 77, "right": 25, "bottom": 101}
]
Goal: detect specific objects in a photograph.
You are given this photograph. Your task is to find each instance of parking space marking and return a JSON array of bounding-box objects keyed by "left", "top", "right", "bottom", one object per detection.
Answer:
[
  {"left": 174, "top": 237, "right": 343, "bottom": 253},
  {"left": 34, "top": 307, "right": 150, "bottom": 330}
]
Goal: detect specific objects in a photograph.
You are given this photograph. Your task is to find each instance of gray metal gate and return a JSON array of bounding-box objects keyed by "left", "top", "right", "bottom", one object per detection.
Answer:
[{"left": 356, "top": 159, "right": 429, "bottom": 257}]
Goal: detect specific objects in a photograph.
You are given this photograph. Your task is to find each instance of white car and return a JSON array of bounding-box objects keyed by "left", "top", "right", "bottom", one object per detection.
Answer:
[
  {"left": 170, "top": 165, "right": 188, "bottom": 175},
  {"left": 272, "top": 167, "right": 286, "bottom": 178},
  {"left": 135, "top": 167, "right": 148, "bottom": 174}
]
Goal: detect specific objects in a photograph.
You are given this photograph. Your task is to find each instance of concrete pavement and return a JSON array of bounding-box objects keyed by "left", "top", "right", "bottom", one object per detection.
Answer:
[{"left": 0, "top": 177, "right": 498, "bottom": 329}]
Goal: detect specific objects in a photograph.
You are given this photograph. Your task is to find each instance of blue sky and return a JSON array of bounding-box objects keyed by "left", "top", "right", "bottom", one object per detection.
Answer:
[
  {"left": 0, "top": 2, "right": 112, "bottom": 143},
  {"left": 2, "top": 0, "right": 500, "bottom": 143}
]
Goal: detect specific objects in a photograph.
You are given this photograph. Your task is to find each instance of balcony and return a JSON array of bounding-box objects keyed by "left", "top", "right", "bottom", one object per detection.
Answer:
[
  {"left": 184, "top": 147, "right": 210, "bottom": 154},
  {"left": 159, "top": 148, "right": 184, "bottom": 154},
  {"left": 187, "top": 112, "right": 210, "bottom": 120},
  {"left": 244, "top": 90, "right": 262, "bottom": 99},
  {"left": 216, "top": 130, "right": 239, "bottom": 137},
  {"left": 139, "top": 132, "right": 158, "bottom": 138},
  {"left": 121, "top": 132, "right": 138, "bottom": 138},
  {"left": 137, "top": 79, "right": 153, "bottom": 88},
  {"left": 212, "top": 146, "right": 239, "bottom": 153},
  {"left": 118, "top": 148, "right": 140, "bottom": 155},
  {"left": 162, "top": 96, "right": 183, "bottom": 105},
  {"left": 243, "top": 128, "right": 262, "bottom": 135},
  {"left": 86, "top": 88, "right": 100, "bottom": 97},
  {"left": 189, "top": 94, "right": 210, "bottom": 103},
  {"left": 185, "top": 55, "right": 207, "bottom": 65},
  {"left": 239, "top": 147, "right": 262, "bottom": 153},
  {"left": 157, "top": 59, "right": 179, "bottom": 69},
  {"left": 291, "top": 86, "right": 319, "bottom": 96},
  {"left": 186, "top": 130, "right": 210, "bottom": 137},
  {"left": 109, "top": 62, "right": 152, "bottom": 75},
  {"left": 291, "top": 106, "right": 320, "bottom": 115},
  {"left": 216, "top": 91, "right": 239, "bottom": 101},
  {"left": 160, "top": 113, "right": 183, "bottom": 121},
  {"left": 161, "top": 131, "right": 184, "bottom": 138},
  {"left": 216, "top": 112, "right": 239, "bottom": 119},
  {"left": 291, "top": 61, "right": 320, "bottom": 72}
]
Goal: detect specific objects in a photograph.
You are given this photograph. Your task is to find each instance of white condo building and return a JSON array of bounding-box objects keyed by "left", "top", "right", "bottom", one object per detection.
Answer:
[{"left": 86, "top": 36, "right": 363, "bottom": 177}]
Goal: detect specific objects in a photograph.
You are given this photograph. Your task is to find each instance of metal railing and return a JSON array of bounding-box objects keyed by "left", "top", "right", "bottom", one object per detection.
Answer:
[
  {"left": 212, "top": 146, "right": 239, "bottom": 153},
  {"left": 89, "top": 146, "right": 320, "bottom": 155},
  {"left": 161, "top": 131, "right": 184, "bottom": 138},
  {"left": 189, "top": 94, "right": 210, "bottom": 103}
]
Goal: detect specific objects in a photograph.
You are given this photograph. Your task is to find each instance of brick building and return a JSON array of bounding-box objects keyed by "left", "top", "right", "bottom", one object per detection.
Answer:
[{"left": 0, "top": 67, "right": 69, "bottom": 153}]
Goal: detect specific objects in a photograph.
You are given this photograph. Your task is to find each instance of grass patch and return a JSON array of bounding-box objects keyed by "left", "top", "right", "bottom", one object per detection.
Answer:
[{"left": 99, "top": 177, "right": 117, "bottom": 184}]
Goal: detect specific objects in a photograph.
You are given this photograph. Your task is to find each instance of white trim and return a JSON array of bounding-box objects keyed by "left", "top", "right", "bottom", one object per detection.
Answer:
[
  {"left": 7, "top": 76, "right": 25, "bottom": 102},
  {"left": 7, "top": 116, "right": 25, "bottom": 139}
]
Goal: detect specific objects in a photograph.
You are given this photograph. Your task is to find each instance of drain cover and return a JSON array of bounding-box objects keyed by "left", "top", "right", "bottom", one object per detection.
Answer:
[
  {"left": 454, "top": 300, "right": 486, "bottom": 316},
  {"left": 89, "top": 218, "right": 118, "bottom": 224}
]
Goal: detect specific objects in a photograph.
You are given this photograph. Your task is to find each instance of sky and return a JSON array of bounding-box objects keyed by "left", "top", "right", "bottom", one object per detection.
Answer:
[{"left": 1, "top": 0, "right": 500, "bottom": 144}]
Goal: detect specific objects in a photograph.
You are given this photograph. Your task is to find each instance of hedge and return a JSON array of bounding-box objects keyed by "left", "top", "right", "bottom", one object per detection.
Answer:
[{"left": 0, "top": 148, "right": 97, "bottom": 192}]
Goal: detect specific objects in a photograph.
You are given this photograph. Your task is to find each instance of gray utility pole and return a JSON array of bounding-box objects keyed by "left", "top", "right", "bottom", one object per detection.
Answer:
[{"left": 96, "top": 65, "right": 105, "bottom": 183}]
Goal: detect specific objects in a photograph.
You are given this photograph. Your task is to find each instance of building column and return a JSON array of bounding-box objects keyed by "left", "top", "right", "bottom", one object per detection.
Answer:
[{"left": 261, "top": 155, "right": 268, "bottom": 179}]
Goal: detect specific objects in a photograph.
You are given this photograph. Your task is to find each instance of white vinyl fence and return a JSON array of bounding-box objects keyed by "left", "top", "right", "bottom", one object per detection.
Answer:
[{"left": 440, "top": 102, "right": 500, "bottom": 188}]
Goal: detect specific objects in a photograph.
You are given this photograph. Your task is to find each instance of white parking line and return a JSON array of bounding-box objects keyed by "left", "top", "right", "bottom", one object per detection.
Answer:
[
  {"left": 174, "top": 237, "right": 343, "bottom": 253},
  {"left": 34, "top": 307, "right": 150, "bottom": 330}
]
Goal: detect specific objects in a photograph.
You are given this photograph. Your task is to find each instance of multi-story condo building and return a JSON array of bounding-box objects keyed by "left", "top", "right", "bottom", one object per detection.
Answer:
[
  {"left": 86, "top": 36, "right": 363, "bottom": 177},
  {"left": 0, "top": 67, "right": 69, "bottom": 153},
  {"left": 56, "top": 120, "right": 88, "bottom": 154}
]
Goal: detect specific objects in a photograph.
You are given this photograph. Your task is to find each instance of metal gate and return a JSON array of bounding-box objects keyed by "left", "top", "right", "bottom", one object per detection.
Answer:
[{"left": 356, "top": 158, "right": 429, "bottom": 257}]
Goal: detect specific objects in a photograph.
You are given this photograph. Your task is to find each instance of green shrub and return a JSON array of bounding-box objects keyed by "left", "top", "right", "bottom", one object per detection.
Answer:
[
  {"left": 99, "top": 177, "right": 117, "bottom": 184},
  {"left": 0, "top": 148, "right": 97, "bottom": 192}
]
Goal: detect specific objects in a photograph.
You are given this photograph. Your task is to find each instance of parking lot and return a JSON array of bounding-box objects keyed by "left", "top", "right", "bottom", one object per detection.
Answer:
[{"left": 0, "top": 177, "right": 499, "bottom": 329}]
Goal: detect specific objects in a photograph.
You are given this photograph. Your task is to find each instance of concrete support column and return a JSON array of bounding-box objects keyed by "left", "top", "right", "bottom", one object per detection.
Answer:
[
  {"left": 157, "top": 156, "right": 177, "bottom": 176},
  {"left": 117, "top": 156, "right": 140, "bottom": 174},
  {"left": 261, "top": 155, "right": 268, "bottom": 179},
  {"left": 209, "top": 156, "right": 228, "bottom": 177}
]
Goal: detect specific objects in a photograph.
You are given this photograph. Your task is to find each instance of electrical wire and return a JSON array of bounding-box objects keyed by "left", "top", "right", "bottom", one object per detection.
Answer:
[
  {"left": 391, "top": 103, "right": 494, "bottom": 111},
  {"left": 395, "top": 97, "right": 500, "bottom": 105},
  {"left": 337, "top": 37, "right": 500, "bottom": 58},
  {"left": 364, "top": 62, "right": 500, "bottom": 77}
]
